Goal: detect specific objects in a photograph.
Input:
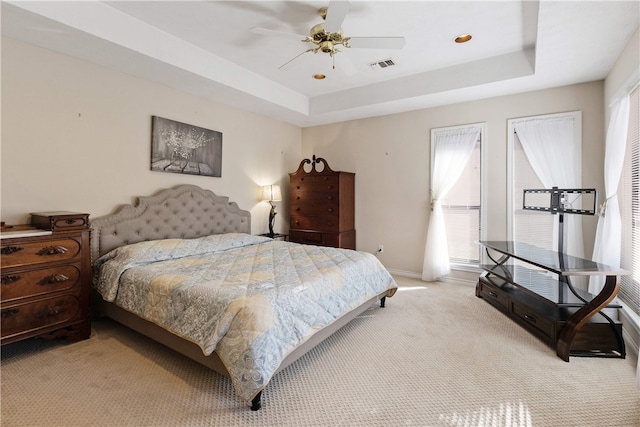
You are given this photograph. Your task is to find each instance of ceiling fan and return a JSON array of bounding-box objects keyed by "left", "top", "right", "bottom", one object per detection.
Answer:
[{"left": 250, "top": 0, "right": 405, "bottom": 71}]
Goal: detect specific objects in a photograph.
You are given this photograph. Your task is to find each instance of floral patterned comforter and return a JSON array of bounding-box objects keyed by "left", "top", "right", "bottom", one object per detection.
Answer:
[{"left": 93, "top": 233, "right": 397, "bottom": 401}]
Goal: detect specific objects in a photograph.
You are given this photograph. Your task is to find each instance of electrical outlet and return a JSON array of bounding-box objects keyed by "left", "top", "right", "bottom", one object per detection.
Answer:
[{"left": 378, "top": 244, "right": 384, "bottom": 253}]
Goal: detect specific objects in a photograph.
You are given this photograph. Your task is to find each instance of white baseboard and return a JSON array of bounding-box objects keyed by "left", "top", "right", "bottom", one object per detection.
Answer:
[
  {"left": 386, "top": 268, "right": 421, "bottom": 279},
  {"left": 387, "top": 269, "right": 477, "bottom": 287},
  {"left": 619, "top": 303, "right": 640, "bottom": 358}
]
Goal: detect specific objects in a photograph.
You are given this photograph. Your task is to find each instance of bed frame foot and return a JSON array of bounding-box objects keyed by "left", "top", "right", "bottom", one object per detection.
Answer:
[
  {"left": 380, "top": 296, "right": 386, "bottom": 308},
  {"left": 250, "top": 392, "right": 262, "bottom": 411}
]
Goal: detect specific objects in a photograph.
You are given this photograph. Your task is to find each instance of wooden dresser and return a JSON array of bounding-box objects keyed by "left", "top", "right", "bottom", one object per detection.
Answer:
[
  {"left": 289, "top": 156, "right": 355, "bottom": 249},
  {"left": 1, "top": 212, "right": 91, "bottom": 345}
]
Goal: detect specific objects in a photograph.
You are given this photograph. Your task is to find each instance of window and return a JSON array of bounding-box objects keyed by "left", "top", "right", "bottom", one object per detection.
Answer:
[
  {"left": 620, "top": 86, "right": 640, "bottom": 317},
  {"left": 434, "top": 124, "right": 485, "bottom": 265},
  {"left": 507, "top": 112, "right": 582, "bottom": 255}
]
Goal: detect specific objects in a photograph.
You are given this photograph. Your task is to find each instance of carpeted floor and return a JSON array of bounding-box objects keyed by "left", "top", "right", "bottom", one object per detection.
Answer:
[{"left": 1, "top": 276, "right": 638, "bottom": 426}]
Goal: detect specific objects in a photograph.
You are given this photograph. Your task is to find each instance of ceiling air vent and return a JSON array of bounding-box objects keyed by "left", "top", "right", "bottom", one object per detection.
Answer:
[{"left": 369, "top": 59, "right": 396, "bottom": 70}]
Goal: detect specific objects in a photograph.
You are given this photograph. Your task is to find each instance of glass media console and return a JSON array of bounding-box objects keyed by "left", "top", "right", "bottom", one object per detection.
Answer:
[{"left": 476, "top": 241, "right": 627, "bottom": 361}]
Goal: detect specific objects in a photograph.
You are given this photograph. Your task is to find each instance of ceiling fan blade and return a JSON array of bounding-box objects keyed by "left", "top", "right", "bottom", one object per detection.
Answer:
[
  {"left": 324, "top": 0, "right": 351, "bottom": 33},
  {"left": 333, "top": 53, "right": 358, "bottom": 76},
  {"left": 278, "top": 49, "right": 315, "bottom": 70},
  {"left": 346, "top": 36, "right": 406, "bottom": 49},
  {"left": 250, "top": 27, "right": 309, "bottom": 42}
]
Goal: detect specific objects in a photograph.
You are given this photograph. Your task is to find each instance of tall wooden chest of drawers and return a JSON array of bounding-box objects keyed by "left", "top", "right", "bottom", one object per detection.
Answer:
[
  {"left": 289, "top": 156, "right": 355, "bottom": 249},
  {"left": 1, "top": 212, "right": 91, "bottom": 345}
]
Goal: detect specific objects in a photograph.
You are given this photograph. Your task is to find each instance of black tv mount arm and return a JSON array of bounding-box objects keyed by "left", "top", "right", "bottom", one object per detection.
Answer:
[
  {"left": 523, "top": 186, "right": 597, "bottom": 254},
  {"left": 521, "top": 187, "right": 598, "bottom": 302},
  {"left": 523, "top": 186, "right": 597, "bottom": 216}
]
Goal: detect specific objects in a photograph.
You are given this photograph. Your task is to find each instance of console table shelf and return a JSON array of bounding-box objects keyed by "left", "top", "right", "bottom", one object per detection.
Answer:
[
  {"left": 479, "top": 264, "right": 622, "bottom": 308},
  {"left": 477, "top": 241, "right": 627, "bottom": 361}
]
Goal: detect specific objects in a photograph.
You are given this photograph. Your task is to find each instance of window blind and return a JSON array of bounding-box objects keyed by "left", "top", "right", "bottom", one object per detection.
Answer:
[
  {"left": 442, "top": 141, "right": 481, "bottom": 263},
  {"left": 620, "top": 87, "right": 640, "bottom": 316}
]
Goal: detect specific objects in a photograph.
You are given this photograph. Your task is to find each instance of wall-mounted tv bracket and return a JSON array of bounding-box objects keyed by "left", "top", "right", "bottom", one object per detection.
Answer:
[
  {"left": 523, "top": 186, "right": 597, "bottom": 254},
  {"left": 522, "top": 186, "right": 598, "bottom": 304}
]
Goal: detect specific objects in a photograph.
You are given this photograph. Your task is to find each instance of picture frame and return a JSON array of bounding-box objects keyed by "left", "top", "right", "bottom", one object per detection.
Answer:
[{"left": 151, "top": 116, "right": 222, "bottom": 177}]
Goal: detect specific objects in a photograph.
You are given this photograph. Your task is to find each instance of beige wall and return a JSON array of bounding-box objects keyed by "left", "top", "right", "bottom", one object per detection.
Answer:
[
  {"left": 1, "top": 38, "right": 302, "bottom": 234},
  {"left": 302, "top": 82, "right": 605, "bottom": 277},
  {"left": 605, "top": 26, "right": 639, "bottom": 109}
]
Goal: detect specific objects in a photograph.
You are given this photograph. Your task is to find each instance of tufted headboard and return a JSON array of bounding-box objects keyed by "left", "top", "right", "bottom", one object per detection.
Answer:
[{"left": 90, "top": 185, "right": 251, "bottom": 263}]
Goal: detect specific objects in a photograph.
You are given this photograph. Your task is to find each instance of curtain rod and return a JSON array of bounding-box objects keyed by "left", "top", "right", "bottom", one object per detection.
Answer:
[{"left": 609, "top": 71, "right": 640, "bottom": 107}]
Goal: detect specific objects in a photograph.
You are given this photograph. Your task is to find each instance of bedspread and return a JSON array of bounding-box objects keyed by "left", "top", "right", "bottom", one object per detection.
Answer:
[{"left": 93, "top": 233, "right": 397, "bottom": 400}]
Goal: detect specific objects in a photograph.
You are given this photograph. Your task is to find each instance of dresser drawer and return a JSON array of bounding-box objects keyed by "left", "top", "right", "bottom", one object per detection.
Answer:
[
  {"left": 290, "top": 215, "right": 340, "bottom": 232},
  {"left": 289, "top": 230, "right": 340, "bottom": 247},
  {"left": 511, "top": 301, "right": 555, "bottom": 340},
  {"left": 1, "top": 294, "right": 81, "bottom": 339},
  {"left": 1, "top": 264, "right": 82, "bottom": 302},
  {"left": 1, "top": 237, "right": 82, "bottom": 269},
  {"left": 290, "top": 202, "right": 340, "bottom": 216},
  {"left": 31, "top": 212, "right": 89, "bottom": 231},
  {"left": 290, "top": 189, "right": 339, "bottom": 204},
  {"left": 290, "top": 175, "right": 339, "bottom": 189}
]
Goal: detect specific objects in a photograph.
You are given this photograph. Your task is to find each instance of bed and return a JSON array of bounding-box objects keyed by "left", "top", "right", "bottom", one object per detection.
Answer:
[{"left": 90, "top": 184, "right": 397, "bottom": 410}]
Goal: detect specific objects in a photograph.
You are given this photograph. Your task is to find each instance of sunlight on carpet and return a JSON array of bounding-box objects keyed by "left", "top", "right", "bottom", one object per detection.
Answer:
[{"left": 438, "top": 401, "right": 533, "bottom": 427}]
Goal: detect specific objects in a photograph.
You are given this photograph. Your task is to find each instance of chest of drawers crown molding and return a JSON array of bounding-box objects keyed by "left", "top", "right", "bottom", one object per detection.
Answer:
[
  {"left": 289, "top": 156, "right": 355, "bottom": 249},
  {"left": 1, "top": 212, "right": 91, "bottom": 345}
]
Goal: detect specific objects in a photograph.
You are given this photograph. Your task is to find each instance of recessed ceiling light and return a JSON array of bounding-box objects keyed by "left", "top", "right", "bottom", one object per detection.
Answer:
[
  {"left": 313, "top": 74, "right": 326, "bottom": 80},
  {"left": 454, "top": 34, "right": 472, "bottom": 43}
]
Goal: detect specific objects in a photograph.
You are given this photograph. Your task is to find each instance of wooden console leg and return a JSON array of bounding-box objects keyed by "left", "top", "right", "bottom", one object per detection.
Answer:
[
  {"left": 250, "top": 391, "right": 262, "bottom": 411},
  {"left": 556, "top": 275, "right": 619, "bottom": 361},
  {"left": 380, "top": 296, "right": 386, "bottom": 308}
]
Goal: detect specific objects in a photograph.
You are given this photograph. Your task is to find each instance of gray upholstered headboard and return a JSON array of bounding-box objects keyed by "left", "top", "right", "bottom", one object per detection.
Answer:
[{"left": 90, "top": 185, "right": 251, "bottom": 263}]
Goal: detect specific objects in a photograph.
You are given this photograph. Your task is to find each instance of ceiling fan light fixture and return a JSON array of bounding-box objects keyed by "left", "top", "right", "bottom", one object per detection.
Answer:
[
  {"left": 321, "top": 41, "right": 335, "bottom": 53},
  {"left": 454, "top": 34, "right": 473, "bottom": 43}
]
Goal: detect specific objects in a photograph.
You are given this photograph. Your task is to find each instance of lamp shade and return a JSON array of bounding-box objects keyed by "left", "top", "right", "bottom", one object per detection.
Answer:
[{"left": 261, "top": 184, "right": 282, "bottom": 202}]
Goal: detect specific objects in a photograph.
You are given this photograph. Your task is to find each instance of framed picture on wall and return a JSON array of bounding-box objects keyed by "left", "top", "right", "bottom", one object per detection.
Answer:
[{"left": 151, "top": 116, "right": 223, "bottom": 177}]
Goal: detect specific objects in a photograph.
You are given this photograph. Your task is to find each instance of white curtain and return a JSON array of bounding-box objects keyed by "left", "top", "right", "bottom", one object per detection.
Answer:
[
  {"left": 422, "top": 127, "right": 480, "bottom": 281},
  {"left": 515, "top": 117, "right": 584, "bottom": 259},
  {"left": 590, "top": 95, "right": 630, "bottom": 294}
]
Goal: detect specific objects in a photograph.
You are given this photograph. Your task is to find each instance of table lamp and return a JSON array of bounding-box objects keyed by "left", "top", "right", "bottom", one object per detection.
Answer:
[{"left": 261, "top": 184, "right": 282, "bottom": 237}]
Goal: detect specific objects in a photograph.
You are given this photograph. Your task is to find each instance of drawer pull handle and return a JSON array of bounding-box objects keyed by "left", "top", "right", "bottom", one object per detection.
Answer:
[
  {"left": 36, "top": 305, "right": 66, "bottom": 319},
  {"left": 488, "top": 291, "right": 498, "bottom": 298},
  {"left": 38, "top": 274, "right": 70, "bottom": 286},
  {"left": 37, "top": 246, "right": 69, "bottom": 256},
  {"left": 524, "top": 314, "right": 537, "bottom": 323},
  {"left": 65, "top": 219, "right": 76, "bottom": 224},
  {"left": 327, "top": 208, "right": 333, "bottom": 212},
  {"left": 1, "top": 246, "right": 23, "bottom": 255},
  {"left": 1, "top": 275, "right": 21, "bottom": 285},
  {"left": 1, "top": 308, "right": 19, "bottom": 318}
]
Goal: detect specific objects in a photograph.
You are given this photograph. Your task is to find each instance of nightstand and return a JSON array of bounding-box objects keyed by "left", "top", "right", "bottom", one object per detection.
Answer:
[
  {"left": 259, "top": 233, "right": 288, "bottom": 241},
  {"left": 0, "top": 212, "right": 91, "bottom": 345}
]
